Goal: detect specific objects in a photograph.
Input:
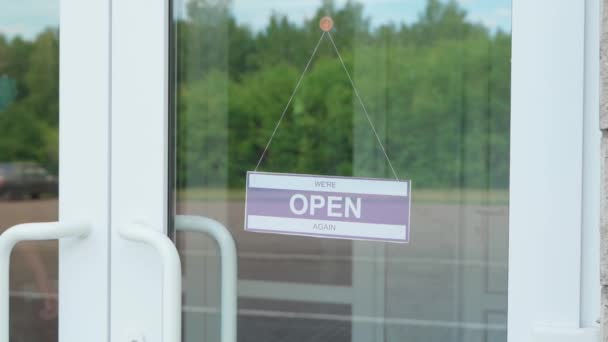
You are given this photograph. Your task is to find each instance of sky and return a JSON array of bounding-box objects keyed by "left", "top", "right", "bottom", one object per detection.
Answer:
[
  {"left": 0, "top": 0, "right": 510, "bottom": 41},
  {"left": 229, "top": 0, "right": 511, "bottom": 32},
  {"left": 0, "top": 0, "right": 59, "bottom": 40}
]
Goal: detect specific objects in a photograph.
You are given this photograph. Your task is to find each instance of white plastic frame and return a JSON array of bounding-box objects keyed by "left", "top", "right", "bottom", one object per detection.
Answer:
[
  {"left": 60, "top": 0, "right": 112, "bottom": 341},
  {"left": 509, "top": 0, "right": 600, "bottom": 341},
  {"left": 110, "top": 0, "right": 171, "bottom": 340}
]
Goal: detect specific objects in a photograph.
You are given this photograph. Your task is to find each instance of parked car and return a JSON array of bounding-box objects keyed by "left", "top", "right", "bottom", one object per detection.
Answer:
[{"left": 0, "top": 162, "right": 58, "bottom": 200}]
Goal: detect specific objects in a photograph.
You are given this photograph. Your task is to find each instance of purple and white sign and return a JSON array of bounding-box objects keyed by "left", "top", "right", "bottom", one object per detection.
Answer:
[{"left": 244, "top": 171, "right": 411, "bottom": 243}]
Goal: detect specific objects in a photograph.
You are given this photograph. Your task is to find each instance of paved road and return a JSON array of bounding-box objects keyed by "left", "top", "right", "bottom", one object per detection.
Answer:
[
  {"left": 177, "top": 199, "right": 509, "bottom": 342},
  {"left": 2, "top": 198, "right": 509, "bottom": 342}
]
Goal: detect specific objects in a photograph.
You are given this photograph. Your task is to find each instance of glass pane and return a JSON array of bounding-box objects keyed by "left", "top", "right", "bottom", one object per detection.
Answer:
[
  {"left": 0, "top": 3, "right": 60, "bottom": 341},
  {"left": 172, "top": 0, "right": 511, "bottom": 341}
]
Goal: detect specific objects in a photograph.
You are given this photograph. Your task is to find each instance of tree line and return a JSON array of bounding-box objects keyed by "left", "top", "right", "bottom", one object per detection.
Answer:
[
  {"left": 0, "top": 0, "right": 511, "bottom": 190},
  {"left": 0, "top": 29, "right": 58, "bottom": 173},
  {"left": 176, "top": 0, "right": 511, "bottom": 189}
]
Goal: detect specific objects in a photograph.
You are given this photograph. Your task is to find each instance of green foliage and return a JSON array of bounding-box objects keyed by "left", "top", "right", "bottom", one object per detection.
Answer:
[
  {"left": 0, "top": 29, "right": 59, "bottom": 173},
  {"left": 176, "top": 0, "right": 512, "bottom": 189},
  {"left": 0, "top": 0, "right": 511, "bottom": 189}
]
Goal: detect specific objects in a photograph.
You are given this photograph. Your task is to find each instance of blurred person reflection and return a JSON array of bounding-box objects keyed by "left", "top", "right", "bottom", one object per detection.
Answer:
[{"left": 15, "top": 242, "right": 57, "bottom": 320}]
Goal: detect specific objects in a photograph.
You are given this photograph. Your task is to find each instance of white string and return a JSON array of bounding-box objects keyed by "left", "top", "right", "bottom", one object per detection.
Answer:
[
  {"left": 254, "top": 30, "right": 400, "bottom": 181},
  {"left": 255, "top": 32, "right": 326, "bottom": 171},
  {"left": 326, "top": 32, "right": 400, "bottom": 181}
]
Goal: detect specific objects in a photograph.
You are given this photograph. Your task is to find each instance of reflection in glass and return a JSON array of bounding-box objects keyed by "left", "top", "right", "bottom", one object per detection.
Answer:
[
  {"left": 172, "top": 0, "right": 511, "bottom": 341},
  {"left": 0, "top": 7, "right": 60, "bottom": 342}
]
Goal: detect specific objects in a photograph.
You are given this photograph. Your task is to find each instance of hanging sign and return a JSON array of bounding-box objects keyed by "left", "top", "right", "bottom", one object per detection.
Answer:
[
  {"left": 245, "top": 18, "right": 412, "bottom": 243},
  {"left": 245, "top": 172, "right": 411, "bottom": 243}
]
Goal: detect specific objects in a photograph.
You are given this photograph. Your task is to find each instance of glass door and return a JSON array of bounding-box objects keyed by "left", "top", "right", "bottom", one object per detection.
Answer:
[
  {"left": 109, "top": 1, "right": 601, "bottom": 342},
  {"left": 0, "top": 3, "right": 62, "bottom": 340},
  {"left": 173, "top": 1, "right": 510, "bottom": 341},
  {"left": 1, "top": 0, "right": 112, "bottom": 341},
  {"left": 2, "top": 1, "right": 598, "bottom": 342}
]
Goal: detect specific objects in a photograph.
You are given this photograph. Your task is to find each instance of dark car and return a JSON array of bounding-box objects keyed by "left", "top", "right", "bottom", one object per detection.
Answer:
[{"left": 0, "top": 162, "right": 58, "bottom": 200}]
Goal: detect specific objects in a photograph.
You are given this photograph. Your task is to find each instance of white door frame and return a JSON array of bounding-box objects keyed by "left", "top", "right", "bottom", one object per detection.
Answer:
[
  {"left": 56, "top": 0, "right": 603, "bottom": 341},
  {"left": 109, "top": 0, "right": 171, "bottom": 340},
  {"left": 508, "top": 0, "right": 600, "bottom": 340},
  {"left": 59, "top": 0, "right": 111, "bottom": 341}
]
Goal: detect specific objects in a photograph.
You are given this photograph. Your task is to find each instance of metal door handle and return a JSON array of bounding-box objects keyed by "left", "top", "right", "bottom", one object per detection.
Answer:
[
  {"left": 120, "top": 223, "right": 182, "bottom": 342},
  {"left": 0, "top": 222, "right": 90, "bottom": 342},
  {"left": 175, "top": 215, "right": 237, "bottom": 342}
]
